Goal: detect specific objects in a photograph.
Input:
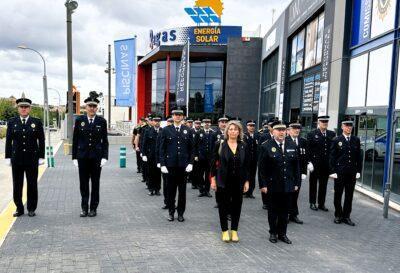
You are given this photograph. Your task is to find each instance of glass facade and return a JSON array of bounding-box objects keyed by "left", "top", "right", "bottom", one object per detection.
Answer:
[
  {"left": 260, "top": 50, "right": 279, "bottom": 122},
  {"left": 151, "top": 60, "right": 224, "bottom": 121}
]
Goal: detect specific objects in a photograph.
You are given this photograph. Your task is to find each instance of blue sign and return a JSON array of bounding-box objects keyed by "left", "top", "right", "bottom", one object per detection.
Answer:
[
  {"left": 185, "top": 7, "right": 221, "bottom": 24},
  {"left": 351, "top": 0, "right": 372, "bottom": 47},
  {"left": 114, "top": 38, "right": 136, "bottom": 107},
  {"left": 189, "top": 26, "right": 242, "bottom": 45},
  {"left": 204, "top": 83, "right": 214, "bottom": 113},
  {"left": 176, "top": 41, "right": 189, "bottom": 107}
]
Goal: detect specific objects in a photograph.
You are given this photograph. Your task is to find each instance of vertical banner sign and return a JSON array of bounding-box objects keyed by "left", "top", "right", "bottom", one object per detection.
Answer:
[
  {"left": 176, "top": 41, "right": 189, "bottom": 107},
  {"left": 351, "top": 0, "right": 372, "bottom": 46},
  {"left": 114, "top": 38, "right": 136, "bottom": 107},
  {"left": 204, "top": 83, "right": 214, "bottom": 113}
]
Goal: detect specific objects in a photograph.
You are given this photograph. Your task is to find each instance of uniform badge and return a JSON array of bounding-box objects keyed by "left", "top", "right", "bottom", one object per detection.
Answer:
[
  {"left": 81, "top": 122, "right": 85, "bottom": 127},
  {"left": 271, "top": 147, "right": 276, "bottom": 153},
  {"left": 31, "top": 123, "right": 36, "bottom": 128},
  {"left": 14, "top": 124, "right": 17, "bottom": 127},
  {"left": 183, "top": 130, "right": 187, "bottom": 134},
  {"left": 217, "top": 135, "right": 221, "bottom": 139},
  {"left": 200, "top": 133, "right": 203, "bottom": 137},
  {"left": 338, "top": 142, "right": 342, "bottom": 147},
  {"left": 315, "top": 135, "right": 319, "bottom": 139}
]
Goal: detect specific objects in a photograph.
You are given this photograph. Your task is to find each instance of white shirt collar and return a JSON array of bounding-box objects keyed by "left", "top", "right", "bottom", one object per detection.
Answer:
[
  {"left": 275, "top": 139, "right": 285, "bottom": 148},
  {"left": 343, "top": 133, "right": 351, "bottom": 139},
  {"left": 20, "top": 116, "right": 29, "bottom": 123},
  {"left": 87, "top": 115, "right": 96, "bottom": 122}
]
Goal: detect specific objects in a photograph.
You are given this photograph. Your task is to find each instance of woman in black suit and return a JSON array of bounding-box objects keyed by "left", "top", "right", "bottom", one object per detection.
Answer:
[{"left": 210, "top": 120, "right": 250, "bottom": 242}]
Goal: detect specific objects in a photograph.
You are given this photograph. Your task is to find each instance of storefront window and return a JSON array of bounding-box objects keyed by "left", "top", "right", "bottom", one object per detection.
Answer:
[
  {"left": 348, "top": 53, "right": 368, "bottom": 107},
  {"left": 316, "top": 12, "right": 324, "bottom": 64},
  {"left": 290, "top": 30, "right": 305, "bottom": 75},
  {"left": 305, "top": 18, "right": 318, "bottom": 69}
]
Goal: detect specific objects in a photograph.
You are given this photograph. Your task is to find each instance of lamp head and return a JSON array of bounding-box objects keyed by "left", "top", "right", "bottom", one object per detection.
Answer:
[
  {"left": 65, "top": 0, "right": 78, "bottom": 11},
  {"left": 17, "top": 45, "right": 27, "bottom": 50}
]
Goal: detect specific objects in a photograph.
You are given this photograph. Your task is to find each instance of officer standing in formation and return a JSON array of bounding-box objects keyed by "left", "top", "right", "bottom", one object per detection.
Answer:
[
  {"left": 190, "top": 120, "right": 202, "bottom": 190},
  {"left": 132, "top": 118, "right": 145, "bottom": 174},
  {"left": 259, "top": 120, "right": 300, "bottom": 244},
  {"left": 329, "top": 118, "right": 362, "bottom": 226},
  {"left": 307, "top": 116, "right": 336, "bottom": 211},
  {"left": 5, "top": 93, "right": 45, "bottom": 217},
  {"left": 286, "top": 122, "right": 308, "bottom": 224},
  {"left": 243, "top": 120, "right": 259, "bottom": 199},
  {"left": 214, "top": 116, "right": 228, "bottom": 141},
  {"left": 159, "top": 109, "right": 194, "bottom": 222},
  {"left": 142, "top": 116, "right": 162, "bottom": 196},
  {"left": 72, "top": 93, "right": 109, "bottom": 217},
  {"left": 137, "top": 117, "right": 150, "bottom": 184},
  {"left": 195, "top": 118, "right": 215, "bottom": 198}
]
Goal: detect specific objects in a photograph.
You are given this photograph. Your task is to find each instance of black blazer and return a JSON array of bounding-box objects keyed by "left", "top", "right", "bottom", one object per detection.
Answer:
[
  {"left": 329, "top": 134, "right": 362, "bottom": 175},
  {"left": 142, "top": 126, "right": 162, "bottom": 162},
  {"left": 210, "top": 140, "right": 250, "bottom": 188}
]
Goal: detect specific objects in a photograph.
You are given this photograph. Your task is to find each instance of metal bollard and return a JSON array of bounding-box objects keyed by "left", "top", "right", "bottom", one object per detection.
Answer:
[
  {"left": 46, "top": 146, "right": 55, "bottom": 167},
  {"left": 120, "top": 146, "right": 126, "bottom": 168}
]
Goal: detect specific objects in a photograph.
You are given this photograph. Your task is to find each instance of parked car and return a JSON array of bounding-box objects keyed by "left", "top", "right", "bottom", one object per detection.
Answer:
[{"left": 361, "top": 129, "right": 400, "bottom": 161}]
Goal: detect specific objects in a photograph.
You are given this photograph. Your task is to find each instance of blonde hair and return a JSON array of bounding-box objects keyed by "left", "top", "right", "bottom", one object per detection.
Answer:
[{"left": 224, "top": 120, "right": 244, "bottom": 141}]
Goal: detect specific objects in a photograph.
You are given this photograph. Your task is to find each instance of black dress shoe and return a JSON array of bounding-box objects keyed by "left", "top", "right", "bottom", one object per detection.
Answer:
[
  {"left": 191, "top": 185, "right": 196, "bottom": 189},
  {"left": 310, "top": 204, "right": 318, "bottom": 211},
  {"left": 342, "top": 218, "right": 355, "bottom": 226},
  {"left": 206, "top": 192, "right": 212, "bottom": 198},
  {"left": 13, "top": 211, "right": 24, "bottom": 217},
  {"left": 88, "top": 211, "right": 97, "bottom": 217},
  {"left": 80, "top": 211, "right": 88, "bottom": 217},
  {"left": 262, "top": 204, "right": 268, "bottom": 210},
  {"left": 28, "top": 211, "right": 36, "bottom": 217},
  {"left": 289, "top": 216, "right": 303, "bottom": 224},
  {"left": 167, "top": 214, "right": 174, "bottom": 221},
  {"left": 278, "top": 235, "right": 292, "bottom": 244},
  {"left": 155, "top": 191, "right": 161, "bottom": 196},
  {"left": 269, "top": 234, "right": 278, "bottom": 243},
  {"left": 334, "top": 217, "right": 342, "bottom": 224},
  {"left": 162, "top": 205, "right": 168, "bottom": 210},
  {"left": 318, "top": 205, "right": 329, "bottom": 212},
  {"left": 248, "top": 194, "right": 255, "bottom": 199},
  {"left": 177, "top": 215, "right": 185, "bottom": 222},
  {"left": 148, "top": 191, "right": 154, "bottom": 196},
  {"left": 198, "top": 193, "right": 206, "bottom": 197},
  {"left": 214, "top": 204, "right": 218, "bottom": 208}
]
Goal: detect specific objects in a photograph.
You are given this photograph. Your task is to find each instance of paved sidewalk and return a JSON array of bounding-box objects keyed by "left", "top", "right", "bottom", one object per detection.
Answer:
[{"left": 0, "top": 145, "right": 399, "bottom": 273}]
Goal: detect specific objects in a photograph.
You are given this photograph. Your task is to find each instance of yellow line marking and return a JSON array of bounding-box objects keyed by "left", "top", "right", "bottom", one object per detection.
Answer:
[{"left": 0, "top": 140, "right": 63, "bottom": 247}]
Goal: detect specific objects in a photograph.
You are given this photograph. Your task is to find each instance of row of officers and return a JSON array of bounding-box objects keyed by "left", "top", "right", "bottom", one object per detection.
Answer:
[{"left": 133, "top": 110, "right": 362, "bottom": 244}]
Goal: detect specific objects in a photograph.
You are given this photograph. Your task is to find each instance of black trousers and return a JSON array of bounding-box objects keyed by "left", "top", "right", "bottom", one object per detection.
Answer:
[
  {"left": 148, "top": 161, "right": 161, "bottom": 192},
  {"left": 199, "top": 160, "right": 211, "bottom": 194},
  {"left": 78, "top": 158, "right": 102, "bottom": 212},
  {"left": 334, "top": 174, "right": 356, "bottom": 219},
  {"left": 246, "top": 161, "right": 257, "bottom": 196},
  {"left": 289, "top": 188, "right": 300, "bottom": 217},
  {"left": 167, "top": 167, "right": 187, "bottom": 216},
  {"left": 142, "top": 161, "right": 149, "bottom": 183},
  {"left": 261, "top": 192, "right": 269, "bottom": 206},
  {"left": 162, "top": 173, "right": 168, "bottom": 206},
  {"left": 136, "top": 150, "right": 142, "bottom": 172},
  {"left": 190, "top": 161, "right": 200, "bottom": 187},
  {"left": 309, "top": 166, "right": 329, "bottom": 206},
  {"left": 11, "top": 164, "right": 38, "bottom": 213},
  {"left": 216, "top": 184, "right": 243, "bottom": 231},
  {"left": 267, "top": 192, "right": 291, "bottom": 236}
]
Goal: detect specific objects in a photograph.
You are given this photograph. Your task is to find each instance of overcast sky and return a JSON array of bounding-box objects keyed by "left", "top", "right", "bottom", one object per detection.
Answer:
[{"left": 0, "top": 0, "right": 290, "bottom": 105}]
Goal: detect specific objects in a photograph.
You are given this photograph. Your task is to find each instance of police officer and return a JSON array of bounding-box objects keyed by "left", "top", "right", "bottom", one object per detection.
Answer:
[
  {"left": 259, "top": 121, "right": 300, "bottom": 244},
  {"left": 72, "top": 93, "right": 109, "bottom": 217},
  {"left": 243, "top": 120, "right": 260, "bottom": 199},
  {"left": 133, "top": 118, "right": 145, "bottom": 173},
  {"left": 214, "top": 116, "right": 228, "bottom": 142},
  {"left": 190, "top": 120, "right": 202, "bottom": 190},
  {"left": 142, "top": 116, "right": 162, "bottom": 196},
  {"left": 5, "top": 93, "right": 45, "bottom": 217},
  {"left": 259, "top": 118, "right": 276, "bottom": 144},
  {"left": 195, "top": 118, "right": 215, "bottom": 197},
  {"left": 161, "top": 117, "right": 174, "bottom": 210},
  {"left": 307, "top": 116, "right": 336, "bottom": 211},
  {"left": 159, "top": 109, "right": 194, "bottom": 222},
  {"left": 286, "top": 122, "right": 308, "bottom": 224},
  {"left": 329, "top": 118, "right": 362, "bottom": 226}
]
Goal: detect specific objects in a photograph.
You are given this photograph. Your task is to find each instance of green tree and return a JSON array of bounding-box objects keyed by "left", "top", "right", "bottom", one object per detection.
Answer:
[{"left": 0, "top": 99, "right": 17, "bottom": 121}]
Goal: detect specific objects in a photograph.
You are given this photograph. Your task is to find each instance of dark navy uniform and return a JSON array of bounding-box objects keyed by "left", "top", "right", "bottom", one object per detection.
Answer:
[
  {"left": 133, "top": 124, "right": 142, "bottom": 173},
  {"left": 142, "top": 125, "right": 162, "bottom": 195},
  {"left": 194, "top": 128, "right": 216, "bottom": 196},
  {"left": 243, "top": 130, "right": 260, "bottom": 197},
  {"left": 159, "top": 124, "right": 194, "bottom": 218},
  {"left": 258, "top": 139, "right": 300, "bottom": 240},
  {"left": 5, "top": 115, "right": 45, "bottom": 215},
  {"left": 330, "top": 133, "right": 362, "bottom": 224},
  {"left": 72, "top": 115, "right": 109, "bottom": 213},
  {"left": 190, "top": 126, "right": 201, "bottom": 189},
  {"left": 259, "top": 130, "right": 273, "bottom": 144},
  {"left": 307, "top": 128, "right": 336, "bottom": 209},
  {"left": 139, "top": 123, "right": 150, "bottom": 184}
]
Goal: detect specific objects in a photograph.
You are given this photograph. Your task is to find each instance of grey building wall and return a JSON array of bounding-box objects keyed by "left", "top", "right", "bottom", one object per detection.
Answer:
[{"left": 225, "top": 37, "right": 262, "bottom": 123}]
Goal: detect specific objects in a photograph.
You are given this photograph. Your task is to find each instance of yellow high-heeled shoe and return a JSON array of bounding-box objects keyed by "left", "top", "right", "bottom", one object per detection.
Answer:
[
  {"left": 222, "top": 231, "right": 230, "bottom": 242},
  {"left": 231, "top": 230, "right": 239, "bottom": 242}
]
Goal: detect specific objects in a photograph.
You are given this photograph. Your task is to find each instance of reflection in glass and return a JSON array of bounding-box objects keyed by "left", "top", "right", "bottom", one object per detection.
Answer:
[{"left": 305, "top": 18, "right": 318, "bottom": 69}]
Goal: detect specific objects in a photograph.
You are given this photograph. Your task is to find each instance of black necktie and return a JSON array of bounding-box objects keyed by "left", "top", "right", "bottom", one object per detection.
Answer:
[
  {"left": 279, "top": 143, "right": 283, "bottom": 152},
  {"left": 22, "top": 118, "right": 26, "bottom": 125},
  {"left": 347, "top": 137, "right": 350, "bottom": 142},
  {"left": 323, "top": 133, "right": 326, "bottom": 137},
  {"left": 176, "top": 127, "right": 179, "bottom": 132},
  {"left": 89, "top": 118, "right": 93, "bottom": 124}
]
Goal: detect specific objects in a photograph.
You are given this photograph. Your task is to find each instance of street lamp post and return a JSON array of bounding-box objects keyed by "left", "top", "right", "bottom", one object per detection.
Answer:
[
  {"left": 49, "top": 88, "right": 62, "bottom": 129},
  {"left": 17, "top": 45, "right": 53, "bottom": 167},
  {"left": 65, "top": 0, "right": 78, "bottom": 153}
]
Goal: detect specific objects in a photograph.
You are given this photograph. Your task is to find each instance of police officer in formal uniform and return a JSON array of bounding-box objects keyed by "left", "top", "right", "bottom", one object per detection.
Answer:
[
  {"left": 259, "top": 118, "right": 276, "bottom": 144},
  {"left": 72, "top": 93, "right": 109, "bottom": 217},
  {"left": 214, "top": 116, "right": 229, "bottom": 142},
  {"left": 307, "top": 116, "right": 336, "bottom": 211},
  {"left": 142, "top": 116, "right": 162, "bottom": 196},
  {"left": 159, "top": 109, "right": 194, "bottom": 222},
  {"left": 259, "top": 121, "right": 300, "bottom": 244},
  {"left": 329, "top": 118, "right": 362, "bottom": 226},
  {"left": 243, "top": 120, "right": 260, "bottom": 199},
  {"left": 160, "top": 117, "right": 174, "bottom": 210},
  {"left": 5, "top": 93, "right": 45, "bottom": 217},
  {"left": 190, "top": 120, "right": 202, "bottom": 190},
  {"left": 286, "top": 122, "right": 308, "bottom": 224},
  {"left": 133, "top": 118, "right": 145, "bottom": 173},
  {"left": 195, "top": 118, "right": 215, "bottom": 197}
]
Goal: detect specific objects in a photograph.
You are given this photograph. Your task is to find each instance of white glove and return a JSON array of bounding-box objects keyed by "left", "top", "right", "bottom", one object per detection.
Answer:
[
  {"left": 356, "top": 173, "right": 361, "bottom": 179},
  {"left": 301, "top": 174, "right": 307, "bottom": 180},
  {"left": 185, "top": 164, "right": 193, "bottom": 173},
  {"left": 157, "top": 163, "right": 161, "bottom": 168},
  {"left": 307, "top": 162, "right": 314, "bottom": 172},
  {"left": 161, "top": 166, "right": 169, "bottom": 174},
  {"left": 4, "top": 158, "right": 11, "bottom": 166},
  {"left": 38, "top": 158, "right": 45, "bottom": 165},
  {"left": 142, "top": 156, "right": 148, "bottom": 162},
  {"left": 329, "top": 173, "right": 338, "bottom": 179},
  {"left": 194, "top": 157, "right": 199, "bottom": 161},
  {"left": 100, "top": 158, "right": 108, "bottom": 167},
  {"left": 135, "top": 147, "right": 140, "bottom": 152},
  {"left": 73, "top": 159, "right": 79, "bottom": 167},
  {"left": 140, "top": 153, "right": 143, "bottom": 157}
]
